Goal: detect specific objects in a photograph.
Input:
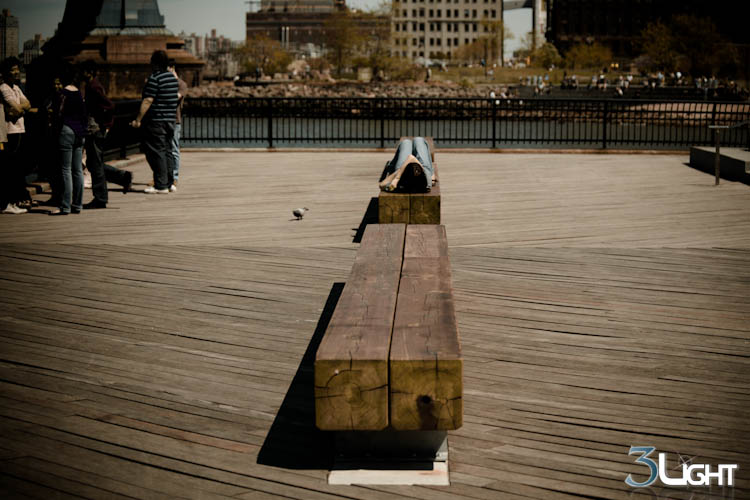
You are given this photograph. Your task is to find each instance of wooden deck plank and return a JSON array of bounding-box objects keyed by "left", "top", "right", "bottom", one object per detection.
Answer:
[{"left": 0, "top": 151, "right": 748, "bottom": 498}]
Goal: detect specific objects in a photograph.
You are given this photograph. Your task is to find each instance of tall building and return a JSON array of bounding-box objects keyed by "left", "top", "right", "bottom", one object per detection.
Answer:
[
  {"left": 179, "top": 31, "right": 204, "bottom": 58},
  {"left": 0, "top": 8, "right": 19, "bottom": 61},
  {"left": 203, "top": 29, "right": 240, "bottom": 79},
  {"left": 68, "top": 0, "right": 204, "bottom": 96},
  {"left": 391, "top": 0, "right": 503, "bottom": 60},
  {"left": 95, "top": 0, "right": 166, "bottom": 27},
  {"left": 22, "top": 34, "right": 45, "bottom": 65},
  {"left": 246, "top": 0, "right": 345, "bottom": 56},
  {"left": 391, "top": 0, "right": 543, "bottom": 63}
]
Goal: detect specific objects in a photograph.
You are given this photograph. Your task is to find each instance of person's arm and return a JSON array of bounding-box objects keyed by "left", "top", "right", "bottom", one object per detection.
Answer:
[
  {"left": 379, "top": 154, "right": 421, "bottom": 191},
  {"left": 1, "top": 85, "right": 23, "bottom": 115},
  {"left": 178, "top": 79, "right": 187, "bottom": 100},
  {"left": 18, "top": 88, "right": 31, "bottom": 111},
  {"left": 129, "top": 97, "right": 153, "bottom": 128},
  {"left": 131, "top": 75, "right": 157, "bottom": 128},
  {"left": 93, "top": 81, "right": 115, "bottom": 131}
]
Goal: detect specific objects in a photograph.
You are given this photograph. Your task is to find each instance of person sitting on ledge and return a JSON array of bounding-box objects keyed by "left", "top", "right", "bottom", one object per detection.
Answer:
[{"left": 379, "top": 136, "right": 435, "bottom": 193}]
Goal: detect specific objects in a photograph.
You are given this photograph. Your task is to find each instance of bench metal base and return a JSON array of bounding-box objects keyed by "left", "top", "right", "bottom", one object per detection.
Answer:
[
  {"left": 328, "top": 430, "right": 449, "bottom": 485},
  {"left": 328, "top": 461, "right": 449, "bottom": 486}
]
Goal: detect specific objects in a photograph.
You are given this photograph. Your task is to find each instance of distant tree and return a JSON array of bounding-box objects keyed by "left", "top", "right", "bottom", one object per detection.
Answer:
[
  {"left": 638, "top": 21, "right": 679, "bottom": 72},
  {"left": 323, "top": 10, "right": 365, "bottom": 77},
  {"left": 638, "top": 15, "right": 737, "bottom": 76},
  {"left": 453, "top": 39, "right": 485, "bottom": 64},
  {"left": 514, "top": 31, "right": 535, "bottom": 60},
  {"left": 236, "top": 34, "right": 292, "bottom": 76},
  {"left": 670, "top": 14, "right": 736, "bottom": 76},
  {"left": 479, "top": 19, "right": 513, "bottom": 66},
  {"left": 530, "top": 42, "right": 562, "bottom": 69},
  {"left": 564, "top": 42, "right": 612, "bottom": 70},
  {"left": 357, "top": 9, "right": 393, "bottom": 80}
]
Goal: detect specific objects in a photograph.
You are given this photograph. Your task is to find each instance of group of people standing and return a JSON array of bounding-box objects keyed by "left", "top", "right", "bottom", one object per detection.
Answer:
[{"left": 0, "top": 49, "right": 186, "bottom": 216}]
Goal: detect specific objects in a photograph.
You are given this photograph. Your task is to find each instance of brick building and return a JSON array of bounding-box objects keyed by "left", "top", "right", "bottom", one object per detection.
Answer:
[
  {"left": 1, "top": 9, "right": 19, "bottom": 61},
  {"left": 391, "top": 0, "right": 504, "bottom": 60},
  {"left": 246, "top": 0, "right": 345, "bottom": 55}
]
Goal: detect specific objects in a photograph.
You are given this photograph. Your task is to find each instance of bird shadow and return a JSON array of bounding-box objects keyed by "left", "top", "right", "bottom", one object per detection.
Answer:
[
  {"left": 256, "top": 282, "right": 344, "bottom": 470},
  {"left": 352, "top": 197, "right": 379, "bottom": 243}
]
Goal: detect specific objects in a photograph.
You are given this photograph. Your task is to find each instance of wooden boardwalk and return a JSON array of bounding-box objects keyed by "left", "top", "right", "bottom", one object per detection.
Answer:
[{"left": 0, "top": 151, "right": 749, "bottom": 499}]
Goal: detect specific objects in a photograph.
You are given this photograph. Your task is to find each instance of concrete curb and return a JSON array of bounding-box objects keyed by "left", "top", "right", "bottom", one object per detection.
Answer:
[{"left": 182, "top": 147, "right": 688, "bottom": 155}]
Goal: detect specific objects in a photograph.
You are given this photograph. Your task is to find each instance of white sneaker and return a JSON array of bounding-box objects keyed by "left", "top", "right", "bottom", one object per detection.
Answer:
[
  {"left": 2, "top": 203, "right": 26, "bottom": 214},
  {"left": 169, "top": 184, "right": 177, "bottom": 192},
  {"left": 144, "top": 186, "right": 169, "bottom": 194}
]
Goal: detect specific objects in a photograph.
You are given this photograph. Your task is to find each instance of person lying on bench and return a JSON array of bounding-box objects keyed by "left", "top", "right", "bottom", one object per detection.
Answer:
[{"left": 379, "top": 137, "right": 436, "bottom": 193}]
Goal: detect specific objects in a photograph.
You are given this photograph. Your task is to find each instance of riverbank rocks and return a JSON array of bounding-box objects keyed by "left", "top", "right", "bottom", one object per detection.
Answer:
[{"left": 186, "top": 81, "right": 497, "bottom": 99}]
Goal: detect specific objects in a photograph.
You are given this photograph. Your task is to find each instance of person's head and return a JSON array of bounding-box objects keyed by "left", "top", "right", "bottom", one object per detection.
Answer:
[
  {"left": 167, "top": 58, "right": 178, "bottom": 77},
  {"left": 52, "top": 76, "right": 63, "bottom": 92},
  {"left": 1, "top": 57, "right": 21, "bottom": 84},
  {"left": 399, "top": 161, "right": 427, "bottom": 192},
  {"left": 150, "top": 50, "right": 169, "bottom": 72},
  {"left": 80, "top": 60, "right": 97, "bottom": 82},
  {"left": 59, "top": 62, "right": 79, "bottom": 87}
]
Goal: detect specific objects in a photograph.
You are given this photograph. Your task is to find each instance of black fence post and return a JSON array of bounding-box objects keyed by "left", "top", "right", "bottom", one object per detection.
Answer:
[
  {"left": 267, "top": 99, "right": 274, "bottom": 148},
  {"left": 379, "top": 98, "right": 385, "bottom": 149},
  {"left": 491, "top": 98, "right": 497, "bottom": 149},
  {"left": 602, "top": 100, "right": 608, "bottom": 149},
  {"left": 714, "top": 128, "right": 721, "bottom": 185}
]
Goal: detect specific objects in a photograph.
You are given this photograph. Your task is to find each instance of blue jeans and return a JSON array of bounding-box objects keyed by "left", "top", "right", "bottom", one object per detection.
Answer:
[
  {"left": 387, "top": 137, "right": 434, "bottom": 190},
  {"left": 85, "top": 129, "right": 108, "bottom": 203},
  {"left": 171, "top": 123, "right": 181, "bottom": 182},
  {"left": 59, "top": 125, "right": 84, "bottom": 213}
]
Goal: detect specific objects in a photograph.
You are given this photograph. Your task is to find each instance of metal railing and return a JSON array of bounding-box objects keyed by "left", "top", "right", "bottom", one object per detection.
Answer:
[
  {"left": 180, "top": 97, "right": 750, "bottom": 150},
  {"left": 103, "top": 100, "right": 142, "bottom": 161}
]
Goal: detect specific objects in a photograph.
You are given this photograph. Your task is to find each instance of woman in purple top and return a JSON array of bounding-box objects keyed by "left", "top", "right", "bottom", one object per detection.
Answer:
[{"left": 50, "top": 65, "right": 87, "bottom": 216}]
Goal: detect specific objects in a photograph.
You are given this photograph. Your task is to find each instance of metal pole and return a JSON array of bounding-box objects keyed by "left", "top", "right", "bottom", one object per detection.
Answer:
[
  {"left": 267, "top": 99, "right": 273, "bottom": 148},
  {"left": 714, "top": 128, "right": 721, "bottom": 186},
  {"left": 379, "top": 98, "right": 385, "bottom": 149},
  {"left": 602, "top": 100, "right": 608, "bottom": 149},
  {"left": 492, "top": 98, "right": 497, "bottom": 149}
]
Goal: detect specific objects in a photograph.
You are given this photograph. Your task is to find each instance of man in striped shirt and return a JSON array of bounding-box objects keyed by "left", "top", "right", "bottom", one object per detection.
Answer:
[{"left": 130, "top": 50, "right": 179, "bottom": 194}]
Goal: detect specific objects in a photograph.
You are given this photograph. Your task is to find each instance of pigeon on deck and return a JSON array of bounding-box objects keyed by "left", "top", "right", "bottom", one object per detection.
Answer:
[{"left": 292, "top": 207, "right": 309, "bottom": 220}]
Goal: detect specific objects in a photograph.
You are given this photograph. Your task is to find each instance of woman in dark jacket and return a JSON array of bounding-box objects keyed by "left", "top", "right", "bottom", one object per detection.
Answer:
[{"left": 50, "top": 65, "right": 87, "bottom": 216}]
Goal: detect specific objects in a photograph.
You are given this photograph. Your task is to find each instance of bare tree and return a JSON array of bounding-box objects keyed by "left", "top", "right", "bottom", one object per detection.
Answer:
[
  {"left": 479, "top": 18, "right": 512, "bottom": 66},
  {"left": 236, "top": 34, "right": 292, "bottom": 76},
  {"left": 323, "top": 10, "right": 365, "bottom": 77}
]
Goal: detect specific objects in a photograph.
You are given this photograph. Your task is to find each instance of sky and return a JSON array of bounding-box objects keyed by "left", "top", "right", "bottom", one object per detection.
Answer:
[{"left": 3, "top": 0, "right": 531, "bottom": 56}]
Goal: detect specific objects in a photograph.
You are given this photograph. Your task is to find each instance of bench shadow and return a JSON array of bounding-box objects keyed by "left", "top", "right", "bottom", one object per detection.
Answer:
[
  {"left": 256, "top": 282, "right": 344, "bottom": 470},
  {"left": 683, "top": 161, "right": 750, "bottom": 186},
  {"left": 352, "top": 197, "right": 379, "bottom": 243}
]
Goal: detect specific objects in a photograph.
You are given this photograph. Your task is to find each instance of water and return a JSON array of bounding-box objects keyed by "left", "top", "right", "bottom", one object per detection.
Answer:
[{"left": 181, "top": 117, "right": 741, "bottom": 150}]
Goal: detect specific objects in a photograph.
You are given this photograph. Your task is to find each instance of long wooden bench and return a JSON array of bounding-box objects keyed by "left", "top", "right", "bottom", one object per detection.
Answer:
[
  {"left": 314, "top": 223, "right": 462, "bottom": 432},
  {"left": 378, "top": 137, "right": 441, "bottom": 225}
]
